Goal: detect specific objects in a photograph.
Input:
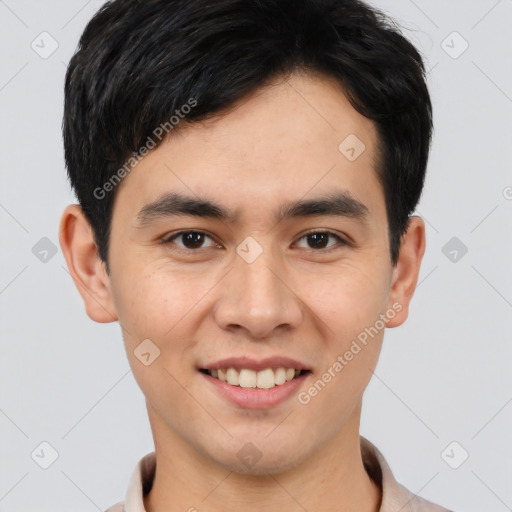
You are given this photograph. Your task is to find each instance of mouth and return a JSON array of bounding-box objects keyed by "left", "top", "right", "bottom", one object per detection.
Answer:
[{"left": 198, "top": 367, "right": 311, "bottom": 389}]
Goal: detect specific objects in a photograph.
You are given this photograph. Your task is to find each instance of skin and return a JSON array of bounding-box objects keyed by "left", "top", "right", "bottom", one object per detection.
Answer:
[{"left": 59, "top": 70, "right": 426, "bottom": 512}]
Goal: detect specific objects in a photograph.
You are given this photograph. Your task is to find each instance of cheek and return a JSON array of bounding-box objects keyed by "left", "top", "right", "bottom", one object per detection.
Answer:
[
  {"left": 109, "top": 262, "right": 196, "bottom": 343},
  {"left": 110, "top": 268, "right": 201, "bottom": 391},
  {"left": 301, "top": 259, "right": 389, "bottom": 394},
  {"left": 110, "top": 262, "right": 224, "bottom": 378},
  {"left": 306, "top": 260, "right": 390, "bottom": 331}
]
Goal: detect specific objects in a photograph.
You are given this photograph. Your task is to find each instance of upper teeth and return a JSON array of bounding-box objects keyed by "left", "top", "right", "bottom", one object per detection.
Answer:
[{"left": 208, "top": 367, "right": 303, "bottom": 389}]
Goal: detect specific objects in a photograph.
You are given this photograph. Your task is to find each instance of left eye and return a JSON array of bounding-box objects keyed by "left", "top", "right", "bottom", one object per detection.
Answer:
[
  {"left": 162, "top": 230, "right": 345, "bottom": 251},
  {"left": 295, "top": 231, "right": 345, "bottom": 250}
]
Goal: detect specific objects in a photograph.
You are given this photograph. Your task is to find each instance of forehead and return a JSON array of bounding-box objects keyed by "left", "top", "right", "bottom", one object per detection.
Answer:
[{"left": 113, "top": 71, "right": 383, "bottom": 223}]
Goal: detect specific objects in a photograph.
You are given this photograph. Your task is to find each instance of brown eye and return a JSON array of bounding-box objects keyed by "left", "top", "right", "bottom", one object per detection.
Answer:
[
  {"left": 163, "top": 231, "right": 216, "bottom": 250},
  {"left": 295, "top": 231, "right": 346, "bottom": 250}
]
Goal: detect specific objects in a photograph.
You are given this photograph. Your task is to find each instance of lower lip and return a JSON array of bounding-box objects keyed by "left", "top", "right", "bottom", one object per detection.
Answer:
[{"left": 200, "top": 371, "right": 311, "bottom": 409}]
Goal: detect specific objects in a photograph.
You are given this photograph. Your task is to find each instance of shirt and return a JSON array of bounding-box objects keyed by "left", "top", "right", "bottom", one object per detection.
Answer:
[{"left": 104, "top": 436, "right": 453, "bottom": 512}]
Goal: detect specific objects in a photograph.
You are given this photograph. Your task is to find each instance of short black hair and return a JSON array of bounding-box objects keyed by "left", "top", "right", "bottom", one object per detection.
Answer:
[{"left": 63, "top": 0, "right": 433, "bottom": 274}]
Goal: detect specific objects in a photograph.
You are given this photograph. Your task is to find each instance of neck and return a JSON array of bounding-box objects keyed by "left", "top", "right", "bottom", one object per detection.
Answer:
[{"left": 143, "top": 402, "right": 381, "bottom": 512}]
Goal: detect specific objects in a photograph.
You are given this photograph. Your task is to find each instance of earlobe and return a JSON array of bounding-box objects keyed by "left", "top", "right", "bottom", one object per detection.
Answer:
[
  {"left": 58, "top": 204, "right": 118, "bottom": 323},
  {"left": 386, "top": 216, "right": 426, "bottom": 328}
]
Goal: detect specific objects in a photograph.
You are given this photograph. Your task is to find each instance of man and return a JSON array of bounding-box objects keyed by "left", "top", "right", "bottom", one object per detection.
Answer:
[{"left": 59, "top": 0, "right": 452, "bottom": 510}]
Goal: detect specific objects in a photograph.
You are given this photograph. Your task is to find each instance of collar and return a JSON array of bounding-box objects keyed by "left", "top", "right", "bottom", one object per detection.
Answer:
[{"left": 107, "top": 436, "right": 449, "bottom": 512}]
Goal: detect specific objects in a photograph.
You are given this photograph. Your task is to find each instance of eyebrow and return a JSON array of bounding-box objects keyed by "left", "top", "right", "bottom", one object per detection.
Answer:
[{"left": 135, "top": 190, "right": 370, "bottom": 227}]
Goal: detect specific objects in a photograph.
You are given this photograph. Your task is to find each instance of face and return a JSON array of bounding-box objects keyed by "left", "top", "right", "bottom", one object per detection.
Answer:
[{"left": 61, "top": 70, "right": 424, "bottom": 475}]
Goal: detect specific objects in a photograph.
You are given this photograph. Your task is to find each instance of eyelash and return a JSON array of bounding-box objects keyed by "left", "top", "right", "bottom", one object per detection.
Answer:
[{"left": 161, "top": 229, "right": 349, "bottom": 253}]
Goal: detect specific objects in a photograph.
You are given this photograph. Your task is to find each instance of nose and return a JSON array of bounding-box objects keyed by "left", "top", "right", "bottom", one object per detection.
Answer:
[{"left": 212, "top": 248, "right": 303, "bottom": 339}]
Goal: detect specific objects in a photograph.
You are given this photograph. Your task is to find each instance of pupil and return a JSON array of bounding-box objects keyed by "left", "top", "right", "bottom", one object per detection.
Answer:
[
  {"left": 183, "top": 232, "right": 204, "bottom": 249},
  {"left": 309, "top": 233, "right": 328, "bottom": 249}
]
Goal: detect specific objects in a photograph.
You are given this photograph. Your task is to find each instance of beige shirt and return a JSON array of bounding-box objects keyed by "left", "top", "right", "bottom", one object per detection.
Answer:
[{"left": 105, "top": 436, "right": 452, "bottom": 512}]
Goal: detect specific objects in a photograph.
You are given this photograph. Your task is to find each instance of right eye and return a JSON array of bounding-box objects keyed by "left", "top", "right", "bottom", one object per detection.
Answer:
[{"left": 162, "top": 230, "right": 220, "bottom": 251}]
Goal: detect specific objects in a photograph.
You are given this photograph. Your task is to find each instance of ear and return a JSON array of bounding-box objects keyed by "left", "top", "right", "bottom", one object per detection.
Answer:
[
  {"left": 58, "top": 204, "right": 118, "bottom": 323},
  {"left": 386, "top": 215, "right": 426, "bottom": 328}
]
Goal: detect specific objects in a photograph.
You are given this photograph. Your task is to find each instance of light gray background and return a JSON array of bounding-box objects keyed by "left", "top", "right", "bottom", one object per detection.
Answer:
[{"left": 1, "top": 0, "right": 511, "bottom": 511}]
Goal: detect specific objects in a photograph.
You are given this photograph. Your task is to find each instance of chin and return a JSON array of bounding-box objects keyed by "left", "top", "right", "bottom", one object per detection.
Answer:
[
  {"left": 207, "top": 439, "right": 307, "bottom": 476},
  {"left": 221, "top": 454, "right": 304, "bottom": 476}
]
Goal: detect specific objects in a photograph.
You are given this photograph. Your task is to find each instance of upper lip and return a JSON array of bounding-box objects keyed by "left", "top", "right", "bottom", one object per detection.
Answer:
[{"left": 200, "top": 356, "right": 311, "bottom": 372}]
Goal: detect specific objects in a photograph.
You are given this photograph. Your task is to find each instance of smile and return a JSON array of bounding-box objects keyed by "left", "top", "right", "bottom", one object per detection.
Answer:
[{"left": 200, "top": 367, "right": 310, "bottom": 389}]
